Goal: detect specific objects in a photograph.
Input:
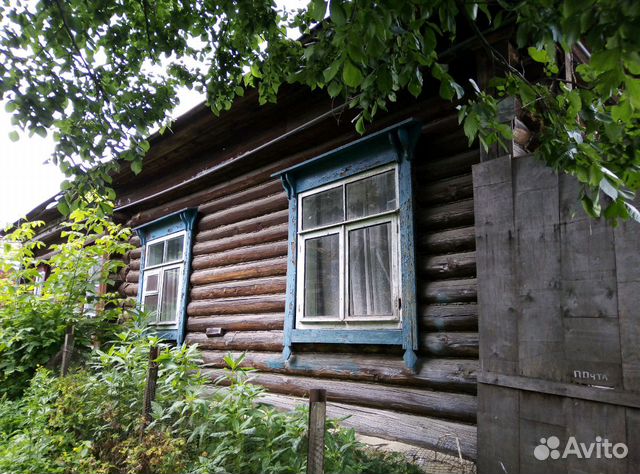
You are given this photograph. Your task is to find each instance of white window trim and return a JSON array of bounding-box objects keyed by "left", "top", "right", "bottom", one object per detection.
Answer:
[
  {"left": 295, "top": 164, "right": 402, "bottom": 330},
  {"left": 141, "top": 231, "right": 187, "bottom": 327}
]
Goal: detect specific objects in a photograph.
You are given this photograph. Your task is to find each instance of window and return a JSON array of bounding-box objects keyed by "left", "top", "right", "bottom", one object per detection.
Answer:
[
  {"left": 296, "top": 166, "right": 400, "bottom": 327},
  {"left": 275, "top": 119, "right": 421, "bottom": 369},
  {"left": 134, "top": 208, "right": 197, "bottom": 343}
]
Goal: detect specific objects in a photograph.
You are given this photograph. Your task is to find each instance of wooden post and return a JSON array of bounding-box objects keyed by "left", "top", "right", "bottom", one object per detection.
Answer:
[
  {"left": 307, "top": 388, "right": 327, "bottom": 474},
  {"left": 140, "top": 344, "right": 159, "bottom": 437},
  {"left": 60, "top": 325, "right": 75, "bottom": 376}
]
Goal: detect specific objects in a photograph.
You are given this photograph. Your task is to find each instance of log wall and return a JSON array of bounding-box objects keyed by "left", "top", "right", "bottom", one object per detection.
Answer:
[{"left": 120, "top": 99, "right": 480, "bottom": 460}]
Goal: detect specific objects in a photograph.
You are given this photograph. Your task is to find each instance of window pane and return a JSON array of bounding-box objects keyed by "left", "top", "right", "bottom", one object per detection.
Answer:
[
  {"left": 147, "top": 242, "right": 164, "bottom": 267},
  {"left": 346, "top": 170, "right": 396, "bottom": 219},
  {"left": 302, "top": 186, "right": 344, "bottom": 230},
  {"left": 348, "top": 222, "right": 393, "bottom": 316},
  {"left": 144, "top": 294, "right": 159, "bottom": 320},
  {"left": 304, "top": 234, "right": 340, "bottom": 317},
  {"left": 165, "top": 236, "right": 184, "bottom": 262},
  {"left": 159, "top": 268, "right": 180, "bottom": 322},
  {"left": 145, "top": 273, "right": 158, "bottom": 293}
]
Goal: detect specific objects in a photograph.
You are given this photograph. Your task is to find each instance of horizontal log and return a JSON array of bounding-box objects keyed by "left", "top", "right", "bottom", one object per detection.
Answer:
[
  {"left": 187, "top": 313, "right": 284, "bottom": 332},
  {"left": 253, "top": 392, "right": 477, "bottom": 460},
  {"left": 419, "top": 251, "right": 476, "bottom": 279},
  {"left": 204, "top": 369, "right": 477, "bottom": 422},
  {"left": 421, "top": 332, "right": 479, "bottom": 358},
  {"left": 416, "top": 149, "right": 479, "bottom": 182},
  {"left": 188, "top": 295, "right": 285, "bottom": 316},
  {"left": 119, "top": 282, "right": 138, "bottom": 297},
  {"left": 191, "top": 277, "right": 286, "bottom": 300},
  {"left": 195, "top": 209, "right": 289, "bottom": 243},
  {"left": 190, "top": 257, "right": 287, "bottom": 285},
  {"left": 125, "top": 270, "right": 139, "bottom": 284},
  {"left": 427, "top": 128, "right": 473, "bottom": 158},
  {"left": 199, "top": 179, "right": 284, "bottom": 215},
  {"left": 422, "top": 278, "right": 477, "bottom": 304},
  {"left": 417, "top": 199, "right": 474, "bottom": 230},
  {"left": 201, "top": 350, "right": 478, "bottom": 393},
  {"left": 130, "top": 235, "right": 141, "bottom": 247},
  {"left": 419, "top": 112, "right": 458, "bottom": 137},
  {"left": 129, "top": 259, "right": 141, "bottom": 271},
  {"left": 198, "top": 193, "right": 287, "bottom": 231},
  {"left": 420, "top": 304, "right": 478, "bottom": 332},
  {"left": 186, "top": 330, "right": 283, "bottom": 351},
  {"left": 418, "top": 226, "right": 476, "bottom": 254},
  {"left": 194, "top": 223, "right": 288, "bottom": 255},
  {"left": 127, "top": 248, "right": 142, "bottom": 261},
  {"left": 192, "top": 241, "right": 288, "bottom": 270},
  {"left": 416, "top": 173, "right": 473, "bottom": 206}
]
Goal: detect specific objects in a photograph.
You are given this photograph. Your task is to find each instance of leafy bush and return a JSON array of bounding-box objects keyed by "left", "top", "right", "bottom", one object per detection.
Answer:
[{"left": 0, "top": 331, "right": 422, "bottom": 474}]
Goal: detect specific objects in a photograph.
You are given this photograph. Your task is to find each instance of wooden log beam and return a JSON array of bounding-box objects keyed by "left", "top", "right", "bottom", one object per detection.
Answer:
[
  {"left": 187, "top": 295, "right": 285, "bottom": 316},
  {"left": 422, "top": 278, "right": 477, "bottom": 304},
  {"left": 129, "top": 259, "right": 141, "bottom": 271},
  {"left": 194, "top": 223, "right": 288, "bottom": 255},
  {"left": 421, "top": 332, "right": 479, "bottom": 358},
  {"left": 190, "top": 277, "right": 286, "bottom": 300},
  {"left": 203, "top": 368, "right": 477, "bottom": 422},
  {"left": 190, "top": 257, "right": 287, "bottom": 286},
  {"left": 120, "top": 282, "right": 138, "bottom": 297},
  {"left": 420, "top": 304, "right": 478, "bottom": 332},
  {"left": 192, "top": 241, "right": 288, "bottom": 269},
  {"left": 199, "top": 179, "right": 283, "bottom": 215},
  {"left": 416, "top": 173, "right": 474, "bottom": 206},
  {"left": 195, "top": 210, "right": 289, "bottom": 244},
  {"left": 418, "top": 199, "right": 474, "bottom": 230},
  {"left": 126, "top": 270, "right": 140, "bottom": 284},
  {"left": 415, "top": 150, "right": 479, "bottom": 182},
  {"left": 186, "top": 330, "right": 283, "bottom": 351},
  {"left": 198, "top": 193, "right": 287, "bottom": 231},
  {"left": 420, "top": 251, "right": 476, "bottom": 279},
  {"left": 187, "top": 313, "right": 284, "bottom": 332},
  {"left": 200, "top": 350, "right": 478, "bottom": 393},
  {"left": 418, "top": 226, "right": 476, "bottom": 254},
  {"left": 127, "top": 248, "right": 142, "bottom": 261},
  {"left": 253, "top": 392, "right": 478, "bottom": 460}
]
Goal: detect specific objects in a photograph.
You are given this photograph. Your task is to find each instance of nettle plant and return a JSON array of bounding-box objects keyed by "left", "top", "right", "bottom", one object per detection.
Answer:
[{"left": 0, "top": 200, "right": 133, "bottom": 397}]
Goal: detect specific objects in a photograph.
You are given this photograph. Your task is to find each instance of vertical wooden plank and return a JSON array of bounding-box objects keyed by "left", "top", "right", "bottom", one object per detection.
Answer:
[
  {"left": 60, "top": 325, "right": 75, "bottom": 377},
  {"left": 625, "top": 408, "right": 640, "bottom": 469},
  {"left": 477, "top": 384, "right": 519, "bottom": 474},
  {"left": 473, "top": 156, "right": 518, "bottom": 375},
  {"left": 282, "top": 183, "right": 297, "bottom": 361},
  {"left": 307, "top": 389, "right": 327, "bottom": 474},
  {"left": 513, "top": 156, "right": 564, "bottom": 381},
  {"left": 614, "top": 214, "right": 640, "bottom": 392}
]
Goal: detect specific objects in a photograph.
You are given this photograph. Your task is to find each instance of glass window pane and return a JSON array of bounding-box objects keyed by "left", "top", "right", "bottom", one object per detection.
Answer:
[
  {"left": 346, "top": 170, "right": 396, "bottom": 219},
  {"left": 145, "top": 273, "right": 158, "bottom": 293},
  {"left": 147, "top": 242, "right": 164, "bottom": 267},
  {"left": 304, "top": 234, "right": 340, "bottom": 317},
  {"left": 348, "top": 222, "right": 393, "bottom": 316},
  {"left": 144, "top": 294, "right": 159, "bottom": 321},
  {"left": 302, "top": 186, "right": 344, "bottom": 230},
  {"left": 165, "top": 236, "right": 184, "bottom": 262},
  {"left": 159, "top": 268, "right": 180, "bottom": 322}
]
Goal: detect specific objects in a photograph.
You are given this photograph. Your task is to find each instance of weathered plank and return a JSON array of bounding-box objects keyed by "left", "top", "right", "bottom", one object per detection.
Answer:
[
  {"left": 187, "top": 295, "right": 285, "bottom": 316},
  {"left": 421, "top": 278, "right": 477, "bottom": 304},
  {"left": 187, "top": 313, "right": 284, "bottom": 332},
  {"left": 192, "top": 241, "right": 288, "bottom": 269},
  {"left": 198, "top": 193, "right": 287, "bottom": 231},
  {"left": 416, "top": 173, "right": 474, "bottom": 206},
  {"left": 421, "top": 332, "right": 479, "bottom": 358},
  {"left": 415, "top": 149, "right": 479, "bottom": 182},
  {"left": 190, "top": 277, "right": 286, "bottom": 300},
  {"left": 204, "top": 368, "right": 477, "bottom": 422},
  {"left": 421, "top": 304, "right": 478, "bottom": 331},
  {"left": 417, "top": 199, "right": 475, "bottom": 230},
  {"left": 201, "top": 350, "right": 478, "bottom": 392},
  {"left": 190, "top": 257, "right": 287, "bottom": 285},
  {"left": 198, "top": 179, "right": 283, "bottom": 215},
  {"left": 186, "top": 330, "right": 283, "bottom": 351}
]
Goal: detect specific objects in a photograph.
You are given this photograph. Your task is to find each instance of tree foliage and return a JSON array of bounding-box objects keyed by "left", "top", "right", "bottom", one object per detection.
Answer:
[{"left": 0, "top": 0, "right": 639, "bottom": 221}]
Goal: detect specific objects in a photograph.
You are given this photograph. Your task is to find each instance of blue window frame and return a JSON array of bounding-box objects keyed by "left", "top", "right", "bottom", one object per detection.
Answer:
[
  {"left": 274, "top": 119, "right": 421, "bottom": 369},
  {"left": 134, "top": 208, "right": 197, "bottom": 343}
]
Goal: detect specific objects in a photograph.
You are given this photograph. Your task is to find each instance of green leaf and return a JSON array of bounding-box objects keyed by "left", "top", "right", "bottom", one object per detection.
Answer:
[
  {"left": 131, "top": 160, "right": 143, "bottom": 175},
  {"left": 625, "top": 77, "right": 640, "bottom": 109},
  {"left": 323, "top": 60, "right": 341, "bottom": 83},
  {"left": 528, "top": 47, "right": 550, "bottom": 64},
  {"left": 308, "top": 0, "right": 327, "bottom": 21},
  {"left": 8, "top": 131, "right": 19, "bottom": 142},
  {"left": 624, "top": 202, "right": 640, "bottom": 223},
  {"left": 330, "top": 1, "right": 347, "bottom": 26},
  {"left": 355, "top": 115, "right": 365, "bottom": 134},
  {"left": 327, "top": 81, "right": 342, "bottom": 98},
  {"left": 4, "top": 101, "right": 16, "bottom": 113},
  {"left": 342, "top": 61, "right": 363, "bottom": 88}
]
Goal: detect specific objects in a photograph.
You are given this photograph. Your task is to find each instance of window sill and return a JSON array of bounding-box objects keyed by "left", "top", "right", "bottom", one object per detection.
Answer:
[{"left": 290, "top": 328, "right": 402, "bottom": 345}]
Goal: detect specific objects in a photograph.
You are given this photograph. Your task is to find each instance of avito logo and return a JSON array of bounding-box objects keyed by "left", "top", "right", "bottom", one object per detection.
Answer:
[{"left": 534, "top": 436, "right": 628, "bottom": 461}]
